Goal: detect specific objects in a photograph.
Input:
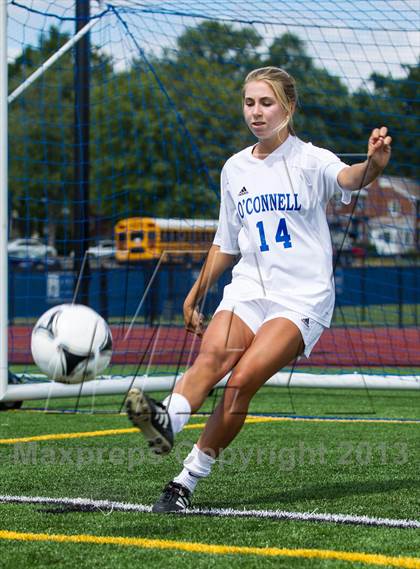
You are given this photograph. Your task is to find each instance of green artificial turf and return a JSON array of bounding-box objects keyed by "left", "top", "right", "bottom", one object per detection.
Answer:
[{"left": 0, "top": 388, "right": 419, "bottom": 568}]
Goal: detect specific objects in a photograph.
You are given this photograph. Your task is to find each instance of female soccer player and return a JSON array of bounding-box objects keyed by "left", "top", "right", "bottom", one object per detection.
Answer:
[{"left": 126, "top": 66, "right": 392, "bottom": 513}]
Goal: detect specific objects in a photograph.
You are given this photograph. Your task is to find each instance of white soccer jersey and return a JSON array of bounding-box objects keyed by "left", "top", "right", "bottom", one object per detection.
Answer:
[{"left": 213, "top": 135, "right": 352, "bottom": 327}]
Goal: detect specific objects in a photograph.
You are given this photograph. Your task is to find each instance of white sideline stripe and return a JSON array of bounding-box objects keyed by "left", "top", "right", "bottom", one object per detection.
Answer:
[{"left": 0, "top": 495, "right": 419, "bottom": 529}]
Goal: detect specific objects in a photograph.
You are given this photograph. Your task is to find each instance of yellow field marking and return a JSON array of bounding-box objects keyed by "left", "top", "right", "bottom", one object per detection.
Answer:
[
  {"left": 244, "top": 416, "right": 420, "bottom": 426},
  {"left": 0, "top": 428, "right": 139, "bottom": 444},
  {"left": 0, "top": 414, "right": 418, "bottom": 445},
  {"left": 11, "top": 406, "right": 420, "bottom": 426},
  {"left": 0, "top": 530, "right": 419, "bottom": 567},
  {"left": 12, "top": 408, "right": 420, "bottom": 426},
  {"left": 0, "top": 423, "right": 210, "bottom": 444}
]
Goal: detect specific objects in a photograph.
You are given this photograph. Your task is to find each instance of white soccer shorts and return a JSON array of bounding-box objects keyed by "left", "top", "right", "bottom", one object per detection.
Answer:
[{"left": 214, "top": 298, "right": 325, "bottom": 358}]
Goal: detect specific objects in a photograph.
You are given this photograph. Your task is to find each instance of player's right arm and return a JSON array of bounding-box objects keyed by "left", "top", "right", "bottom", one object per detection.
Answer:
[{"left": 183, "top": 244, "right": 236, "bottom": 336}]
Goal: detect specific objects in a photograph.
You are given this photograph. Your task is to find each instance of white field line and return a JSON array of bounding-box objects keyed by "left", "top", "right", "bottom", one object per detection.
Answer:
[{"left": 0, "top": 495, "right": 419, "bottom": 530}]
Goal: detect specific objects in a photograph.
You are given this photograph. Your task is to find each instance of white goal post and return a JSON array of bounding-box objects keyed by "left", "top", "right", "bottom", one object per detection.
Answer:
[
  {"left": 0, "top": 0, "right": 9, "bottom": 403},
  {"left": 0, "top": 1, "right": 101, "bottom": 403}
]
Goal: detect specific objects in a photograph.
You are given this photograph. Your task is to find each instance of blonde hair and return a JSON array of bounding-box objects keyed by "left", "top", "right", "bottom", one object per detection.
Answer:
[{"left": 243, "top": 66, "right": 298, "bottom": 135}]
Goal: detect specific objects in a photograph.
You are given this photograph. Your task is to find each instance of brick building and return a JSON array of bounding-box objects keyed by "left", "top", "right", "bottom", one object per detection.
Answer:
[{"left": 327, "top": 176, "right": 419, "bottom": 254}]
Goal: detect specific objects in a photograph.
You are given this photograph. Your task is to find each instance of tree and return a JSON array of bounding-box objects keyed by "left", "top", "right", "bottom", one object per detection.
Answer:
[
  {"left": 9, "top": 19, "right": 417, "bottom": 244},
  {"left": 8, "top": 26, "right": 113, "bottom": 249},
  {"left": 154, "top": 21, "right": 263, "bottom": 215},
  {"left": 91, "top": 21, "right": 263, "bottom": 221},
  {"left": 9, "top": 27, "right": 74, "bottom": 247},
  {"left": 354, "top": 61, "right": 419, "bottom": 179},
  {"left": 266, "top": 33, "right": 362, "bottom": 153},
  {"left": 175, "top": 20, "right": 262, "bottom": 71}
]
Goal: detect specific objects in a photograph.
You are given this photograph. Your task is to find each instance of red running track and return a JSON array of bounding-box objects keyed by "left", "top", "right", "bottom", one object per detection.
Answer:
[{"left": 8, "top": 325, "right": 420, "bottom": 367}]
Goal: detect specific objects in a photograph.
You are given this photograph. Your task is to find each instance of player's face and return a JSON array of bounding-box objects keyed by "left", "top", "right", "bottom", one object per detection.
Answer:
[{"left": 243, "top": 80, "right": 289, "bottom": 141}]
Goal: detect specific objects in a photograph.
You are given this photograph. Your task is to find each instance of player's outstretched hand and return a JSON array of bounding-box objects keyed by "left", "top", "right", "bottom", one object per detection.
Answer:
[
  {"left": 368, "top": 126, "right": 392, "bottom": 170},
  {"left": 183, "top": 302, "right": 205, "bottom": 337}
]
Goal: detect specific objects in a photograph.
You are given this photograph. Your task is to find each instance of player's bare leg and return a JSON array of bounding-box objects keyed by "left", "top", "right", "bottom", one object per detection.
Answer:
[
  {"left": 126, "top": 309, "right": 254, "bottom": 456},
  {"left": 197, "top": 317, "right": 303, "bottom": 454},
  {"left": 172, "top": 309, "right": 255, "bottom": 411},
  {"left": 152, "top": 317, "right": 303, "bottom": 512}
]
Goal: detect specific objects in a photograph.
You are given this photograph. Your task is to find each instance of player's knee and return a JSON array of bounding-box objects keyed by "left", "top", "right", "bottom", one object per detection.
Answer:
[
  {"left": 226, "top": 370, "right": 255, "bottom": 402},
  {"left": 193, "top": 349, "right": 232, "bottom": 379}
]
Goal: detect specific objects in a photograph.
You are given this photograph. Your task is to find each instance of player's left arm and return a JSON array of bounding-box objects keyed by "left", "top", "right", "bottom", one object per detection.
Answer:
[{"left": 337, "top": 126, "right": 392, "bottom": 190}]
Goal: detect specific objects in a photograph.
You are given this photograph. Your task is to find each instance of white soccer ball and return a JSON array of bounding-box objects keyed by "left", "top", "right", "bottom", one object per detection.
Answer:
[{"left": 31, "top": 304, "right": 113, "bottom": 384}]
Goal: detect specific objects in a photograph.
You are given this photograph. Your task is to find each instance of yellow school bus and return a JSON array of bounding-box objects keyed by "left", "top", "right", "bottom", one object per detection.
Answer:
[{"left": 114, "top": 217, "right": 219, "bottom": 263}]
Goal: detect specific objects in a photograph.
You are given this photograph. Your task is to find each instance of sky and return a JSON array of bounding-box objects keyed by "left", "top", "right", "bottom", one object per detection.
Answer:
[{"left": 5, "top": 0, "right": 420, "bottom": 93}]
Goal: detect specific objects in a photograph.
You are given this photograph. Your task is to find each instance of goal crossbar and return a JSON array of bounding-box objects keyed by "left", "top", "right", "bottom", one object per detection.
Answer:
[{"left": 2, "top": 373, "right": 419, "bottom": 404}]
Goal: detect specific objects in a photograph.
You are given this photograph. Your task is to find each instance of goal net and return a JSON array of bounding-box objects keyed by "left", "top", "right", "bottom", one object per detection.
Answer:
[{"left": 2, "top": 0, "right": 419, "bottom": 404}]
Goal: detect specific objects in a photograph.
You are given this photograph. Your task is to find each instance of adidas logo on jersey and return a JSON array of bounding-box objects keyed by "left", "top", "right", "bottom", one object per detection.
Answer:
[
  {"left": 238, "top": 186, "right": 248, "bottom": 196},
  {"left": 301, "top": 318, "right": 310, "bottom": 328}
]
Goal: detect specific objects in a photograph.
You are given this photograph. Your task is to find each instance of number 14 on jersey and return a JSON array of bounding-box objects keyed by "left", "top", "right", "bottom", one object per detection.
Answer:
[{"left": 256, "top": 219, "right": 292, "bottom": 251}]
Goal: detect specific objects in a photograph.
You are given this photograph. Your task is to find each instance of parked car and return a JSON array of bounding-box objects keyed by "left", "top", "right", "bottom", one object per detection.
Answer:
[
  {"left": 7, "top": 238, "right": 57, "bottom": 259},
  {"left": 87, "top": 240, "right": 117, "bottom": 259},
  {"left": 8, "top": 254, "right": 61, "bottom": 271}
]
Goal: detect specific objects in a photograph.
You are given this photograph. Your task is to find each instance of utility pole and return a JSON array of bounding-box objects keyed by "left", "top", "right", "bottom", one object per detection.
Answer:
[{"left": 73, "top": 0, "right": 91, "bottom": 304}]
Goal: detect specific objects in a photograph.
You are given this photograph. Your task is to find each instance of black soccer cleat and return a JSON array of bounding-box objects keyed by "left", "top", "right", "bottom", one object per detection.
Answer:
[
  {"left": 152, "top": 481, "right": 192, "bottom": 513},
  {"left": 125, "top": 388, "right": 173, "bottom": 455}
]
